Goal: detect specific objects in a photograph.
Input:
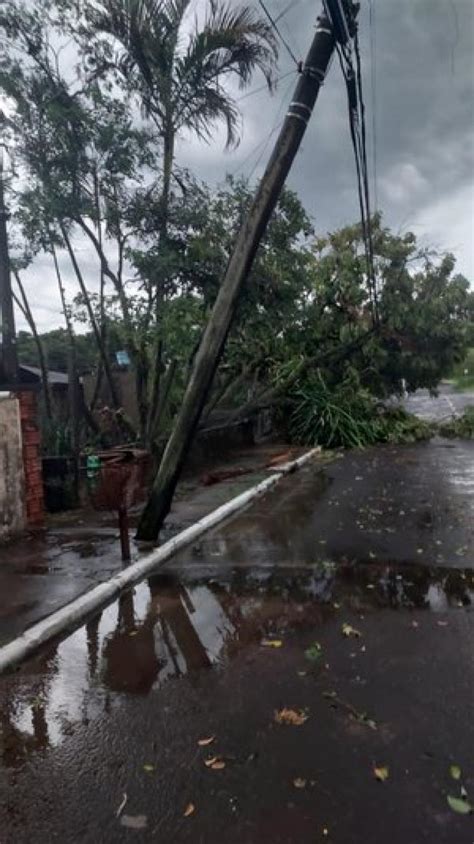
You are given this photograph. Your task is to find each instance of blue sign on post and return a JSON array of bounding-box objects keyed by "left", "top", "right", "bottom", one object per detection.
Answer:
[{"left": 116, "top": 350, "right": 130, "bottom": 368}]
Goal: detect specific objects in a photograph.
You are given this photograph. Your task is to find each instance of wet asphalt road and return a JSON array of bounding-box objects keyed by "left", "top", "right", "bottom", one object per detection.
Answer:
[{"left": 0, "top": 389, "right": 473, "bottom": 843}]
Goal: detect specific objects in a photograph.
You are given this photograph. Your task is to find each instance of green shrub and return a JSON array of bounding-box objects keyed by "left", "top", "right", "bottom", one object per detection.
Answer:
[
  {"left": 439, "top": 407, "right": 474, "bottom": 439},
  {"left": 286, "top": 372, "right": 433, "bottom": 449}
]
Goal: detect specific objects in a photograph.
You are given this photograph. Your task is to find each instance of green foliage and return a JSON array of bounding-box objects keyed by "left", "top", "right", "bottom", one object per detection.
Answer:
[
  {"left": 285, "top": 371, "right": 433, "bottom": 450},
  {"left": 41, "top": 420, "right": 73, "bottom": 456},
  {"left": 450, "top": 347, "right": 474, "bottom": 392},
  {"left": 439, "top": 408, "right": 474, "bottom": 439},
  {"left": 17, "top": 329, "right": 100, "bottom": 373}
]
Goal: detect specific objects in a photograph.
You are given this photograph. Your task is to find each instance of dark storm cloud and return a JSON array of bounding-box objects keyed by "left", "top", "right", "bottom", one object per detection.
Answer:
[
  {"left": 179, "top": 0, "right": 474, "bottom": 275},
  {"left": 16, "top": 0, "right": 474, "bottom": 332}
]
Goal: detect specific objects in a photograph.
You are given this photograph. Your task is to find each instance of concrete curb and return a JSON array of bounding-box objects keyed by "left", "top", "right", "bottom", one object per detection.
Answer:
[{"left": 0, "top": 448, "right": 319, "bottom": 674}]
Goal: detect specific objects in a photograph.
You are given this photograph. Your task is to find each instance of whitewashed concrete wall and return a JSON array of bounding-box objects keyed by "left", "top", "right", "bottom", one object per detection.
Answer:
[{"left": 0, "top": 394, "right": 25, "bottom": 541}]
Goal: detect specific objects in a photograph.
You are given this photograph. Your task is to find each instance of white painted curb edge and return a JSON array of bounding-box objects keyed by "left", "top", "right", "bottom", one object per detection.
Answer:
[{"left": 0, "top": 448, "right": 319, "bottom": 674}]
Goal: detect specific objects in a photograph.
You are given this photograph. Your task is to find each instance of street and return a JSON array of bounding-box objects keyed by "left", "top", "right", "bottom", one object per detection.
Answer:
[{"left": 0, "top": 389, "right": 473, "bottom": 843}]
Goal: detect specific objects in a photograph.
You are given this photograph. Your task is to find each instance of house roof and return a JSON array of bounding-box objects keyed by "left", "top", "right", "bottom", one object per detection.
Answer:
[{"left": 20, "top": 365, "right": 69, "bottom": 386}]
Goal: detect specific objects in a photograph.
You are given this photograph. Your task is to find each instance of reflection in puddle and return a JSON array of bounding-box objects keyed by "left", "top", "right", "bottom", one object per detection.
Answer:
[{"left": 1, "top": 562, "right": 473, "bottom": 768}]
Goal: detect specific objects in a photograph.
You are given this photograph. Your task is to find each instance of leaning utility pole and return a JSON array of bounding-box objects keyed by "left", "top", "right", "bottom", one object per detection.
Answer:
[
  {"left": 137, "top": 1, "right": 358, "bottom": 541},
  {"left": 0, "top": 149, "right": 18, "bottom": 385}
]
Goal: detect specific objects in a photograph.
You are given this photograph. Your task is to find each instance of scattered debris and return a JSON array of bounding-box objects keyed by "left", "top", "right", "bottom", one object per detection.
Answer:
[
  {"left": 143, "top": 764, "right": 154, "bottom": 773},
  {"left": 204, "top": 756, "right": 226, "bottom": 770},
  {"left": 183, "top": 803, "right": 195, "bottom": 817},
  {"left": 447, "top": 795, "right": 472, "bottom": 815},
  {"left": 198, "top": 736, "right": 215, "bottom": 747},
  {"left": 323, "top": 691, "right": 377, "bottom": 729},
  {"left": 293, "top": 778, "right": 307, "bottom": 789},
  {"left": 274, "top": 708, "right": 308, "bottom": 726},
  {"left": 450, "top": 765, "right": 461, "bottom": 781},
  {"left": 341, "top": 623, "right": 361, "bottom": 638},
  {"left": 116, "top": 793, "right": 128, "bottom": 818},
  {"left": 261, "top": 638, "right": 283, "bottom": 648},
  {"left": 120, "top": 814, "right": 148, "bottom": 830},
  {"left": 305, "top": 642, "right": 322, "bottom": 662},
  {"left": 373, "top": 765, "right": 389, "bottom": 782}
]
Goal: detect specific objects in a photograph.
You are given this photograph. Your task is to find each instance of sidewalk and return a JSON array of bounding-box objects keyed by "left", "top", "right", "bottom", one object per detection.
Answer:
[{"left": 0, "top": 443, "right": 305, "bottom": 644}]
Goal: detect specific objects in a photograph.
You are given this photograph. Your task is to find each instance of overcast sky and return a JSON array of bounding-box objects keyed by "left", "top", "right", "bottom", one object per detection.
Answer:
[{"left": 10, "top": 0, "right": 474, "bottom": 333}]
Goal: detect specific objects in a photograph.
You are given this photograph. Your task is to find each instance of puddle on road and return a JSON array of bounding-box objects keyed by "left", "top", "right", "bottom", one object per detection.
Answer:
[{"left": 0, "top": 560, "right": 472, "bottom": 769}]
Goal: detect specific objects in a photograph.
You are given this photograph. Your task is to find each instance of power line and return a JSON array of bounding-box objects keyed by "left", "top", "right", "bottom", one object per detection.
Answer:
[
  {"left": 247, "top": 74, "right": 296, "bottom": 180},
  {"left": 235, "top": 69, "right": 296, "bottom": 103},
  {"left": 335, "top": 34, "right": 379, "bottom": 325},
  {"left": 368, "top": 0, "right": 378, "bottom": 210},
  {"left": 232, "top": 74, "right": 296, "bottom": 179},
  {"left": 257, "top": 0, "right": 300, "bottom": 66}
]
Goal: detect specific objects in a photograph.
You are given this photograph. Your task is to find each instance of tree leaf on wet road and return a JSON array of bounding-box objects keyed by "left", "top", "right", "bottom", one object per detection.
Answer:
[
  {"left": 373, "top": 765, "right": 389, "bottom": 782},
  {"left": 274, "top": 708, "right": 308, "bottom": 726},
  {"left": 450, "top": 765, "right": 461, "bottom": 781},
  {"left": 210, "top": 760, "right": 226, "bottom": 770},
  {"left": 293, "top": 778, "right": 307, "bottom": 789},
  {"left": 143, "top": 764, "right": 154, "bottom": 773},
  {"left": 305, "top": 642, "right": 322, "bottom": 661},
  {"left": 437, "top": 620, "right": 448, "bottom": 627},
  {"left": 447, "top": 795, "right": 472, "bottom": 815},
  {"left": 198, "top": 736, "right": 215, "bottom": 746},
  {"left": 120, "top": 814, "right": 148, "bottom": 829},
  {"left": 183, "top": 803, "right": 195, "bottom": 817},
  {"left": 204, "top": 756, "right": 218, "bottom": 767},
  {"left": 261, "top": 638, "right": 283, "bottom": 648},
  {"left": 342, "top": 623, "right": 361, "bottom": 638}
]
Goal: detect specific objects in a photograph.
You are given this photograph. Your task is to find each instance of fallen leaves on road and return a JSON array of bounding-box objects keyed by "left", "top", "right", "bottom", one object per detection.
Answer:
[
  {"left": 198, "top": 736, "right": 215, "bottom": 747},
  {"left": 143, "top": 764, "right": 154, "bottom": 773},
  {"left": 323, "top": 691, "right": 377, "bottom": 730},
  {"left": 204, "top": 756, "right": 226, "bottom": 770},
  {"left": 293, "top": 778, "right": 307, "bottom": 789},
  {"left": 210, "top": 760, "right": 226, "bottom": 770},
  {"left": 120, "top": 814, "right": 148, "bottom": 830},
  {"left": 305, "top": 642, "right": 322, "bottom": 662},
  {"left": 447, "top": 795, "right": 472, "bottom": 815},
  {"left": 342, "top": 623, "right": 361, "bottom": 638},
  {"left": 261, "top": 638, "right": 283, "bottom": 648},
  {"left": 274, "top": 708, "right": 308, "bottom": 726},
  {"left": 450, "top": 764, "right": 461, "bottom": 781},
  {"left": 373, "top": 765, "right": 389, "bottom": 782},
  {"left": 437, "top": 620, "right": 448, "bottom": 627},
  {"left": 183, "top": 803, "right": 195, "bottom": 817}
]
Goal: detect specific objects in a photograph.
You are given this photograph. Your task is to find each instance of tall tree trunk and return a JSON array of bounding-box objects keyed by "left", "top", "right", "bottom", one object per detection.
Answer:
[
  {"left": 51, "top": 244, "right": 80, "bottom": 503},
  {"left": 12, "top": 270, "right": 53, "bottom": 421},
  {"left": 59, "top": 223, "right": 122, "bottom": 413},
  {"left": 147, "top": 125, "right": 175, "bottom": 440}
]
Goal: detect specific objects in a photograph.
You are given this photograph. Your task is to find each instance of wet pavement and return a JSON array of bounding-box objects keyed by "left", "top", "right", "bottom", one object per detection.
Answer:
[
  {"left": 0, "top": 562, "right": 473, "bottom": 843},
  {"left": 0, "top": 444, "right": 300, "bottom": 644},
  {"left": 1, "top": 424, "right": 474, "bottom": 842},
  {"left": 403, "top": 382, "right": 474, "bottom": 422}
]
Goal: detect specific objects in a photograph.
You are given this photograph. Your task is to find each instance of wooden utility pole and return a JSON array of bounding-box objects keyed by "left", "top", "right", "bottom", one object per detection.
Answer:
[
  {"left": 137, "top": 2, "right": 354, "bottom": 541},
  {"left": 0, "top": 150, "right": 18, "bottom": 385}
]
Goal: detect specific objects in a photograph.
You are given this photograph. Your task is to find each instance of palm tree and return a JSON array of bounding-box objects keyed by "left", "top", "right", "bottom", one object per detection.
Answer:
[
  {"left": 83, "top": 0, "right": 278, "bottom": 435},
  {"left": 85, "top": 0, "right": 277, "bottom": 233}
]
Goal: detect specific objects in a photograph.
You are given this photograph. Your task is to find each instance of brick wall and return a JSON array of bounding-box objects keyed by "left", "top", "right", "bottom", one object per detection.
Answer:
[{"left": 18, "top": 390, "right": 45, "bottom": 527}]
